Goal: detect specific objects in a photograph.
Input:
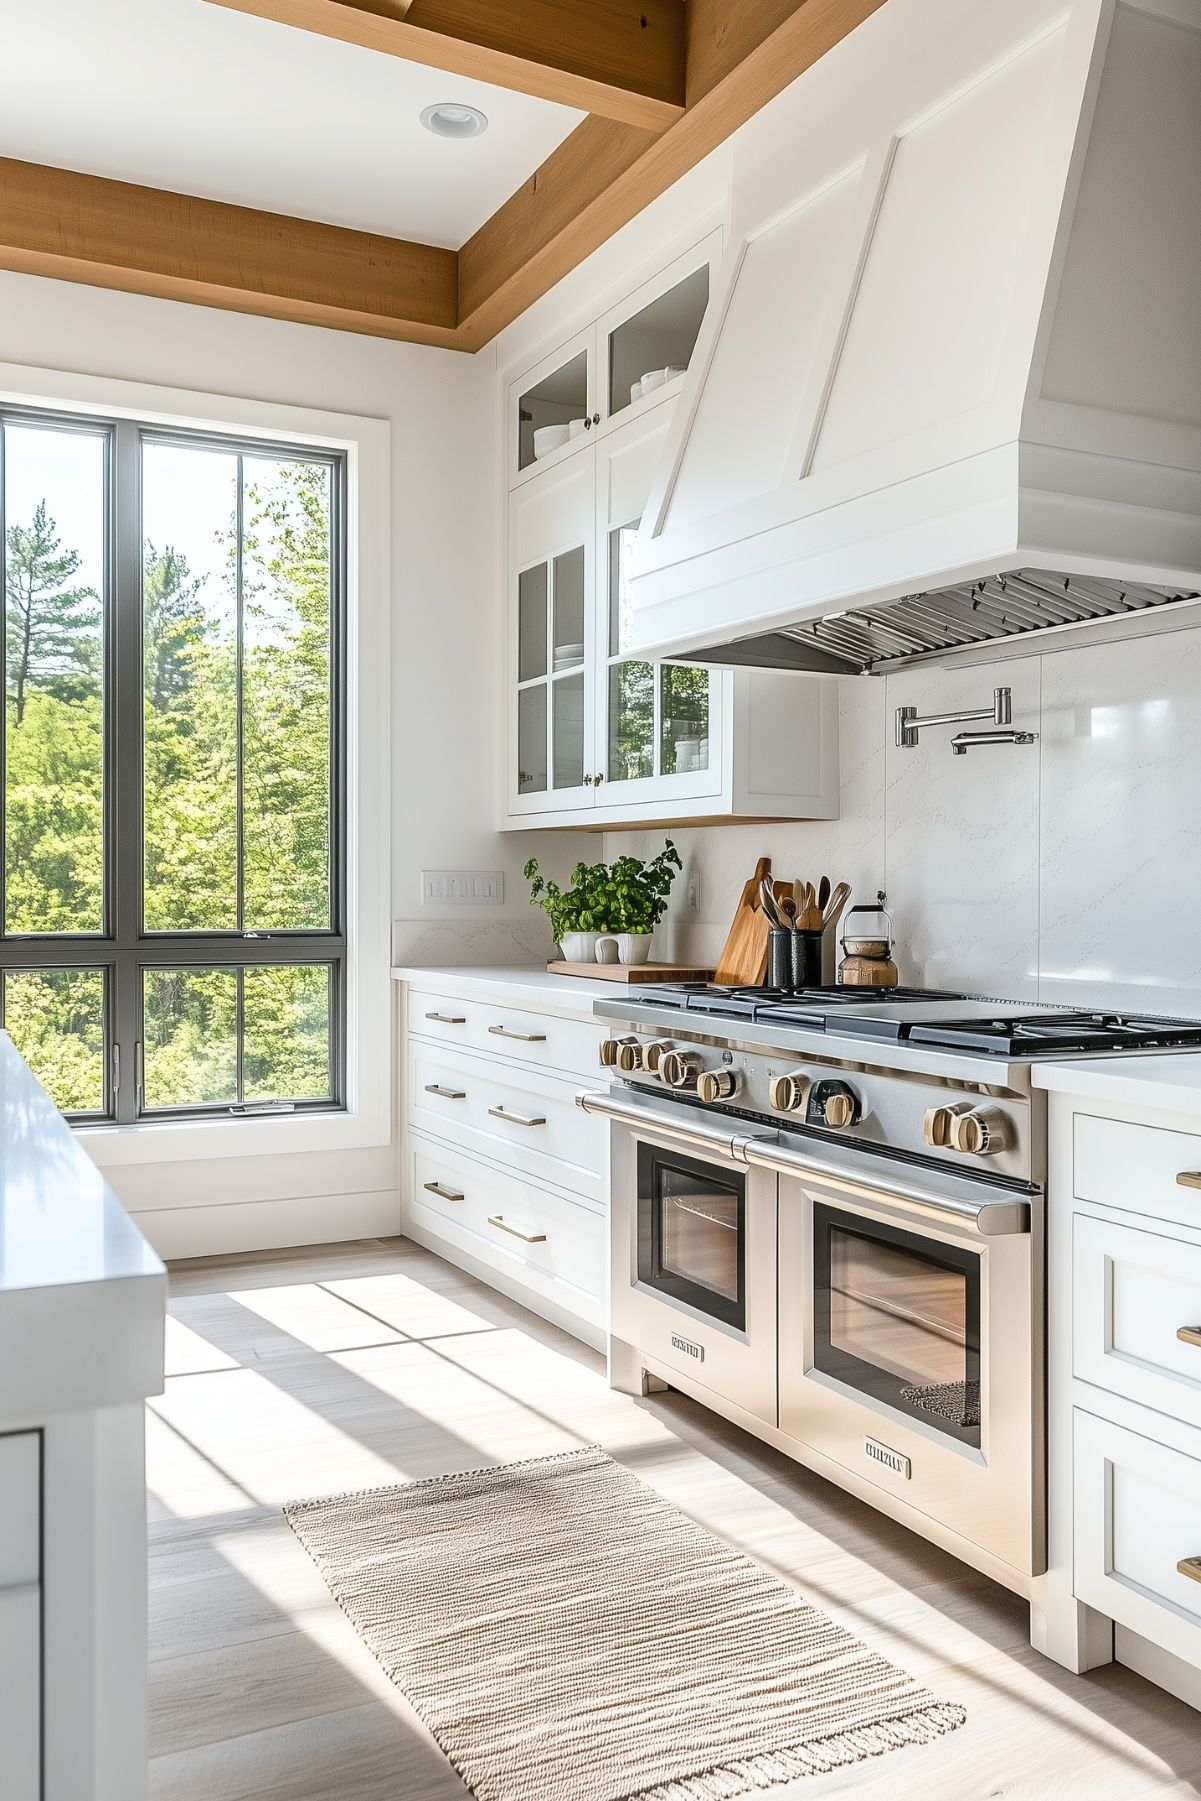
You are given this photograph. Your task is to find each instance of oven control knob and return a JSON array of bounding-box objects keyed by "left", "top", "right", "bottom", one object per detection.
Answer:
[
  {"left": 923, "top": 1103, "right": 972, "bottom": 1147},
  {"left": 600, "top": 1035, "right": 639, "bottom": 1069},
  {"left": 810, "top": 1081, "right": 860, "bottom": 1130},
  {"left": 660, "top": 1050, "right": 702, "bottom": 1090},
  {"left": 950, "top": 1107, "right": 1008, "bottom": 1156},
  {"left": 770, "top": 1073, "right": 811, "bottom": 1114},
  {"left": 644, "top": 1040, "right": 676, "bottom": 1075},
  {"left": 615, "top": 1039, "right": 645, "bottom": 1072},
  {"left": 697, "top": 1068, "right": 739, "bottom": 1103}
]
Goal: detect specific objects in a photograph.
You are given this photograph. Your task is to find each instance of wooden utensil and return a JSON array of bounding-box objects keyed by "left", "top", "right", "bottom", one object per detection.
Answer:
[
  {"left": 817, "top": 874, "right": 831, "bottom": 914},
  {"left": 823, "top": 882, "right": 852, "bottom": 936},
  {"left": 714, "top": 857, "right": 772, "bottom": 986}
]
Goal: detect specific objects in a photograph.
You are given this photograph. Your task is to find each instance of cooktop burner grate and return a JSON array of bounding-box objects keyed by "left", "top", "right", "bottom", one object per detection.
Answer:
[{"left": 902, "top": 1013, "right": 1201, "bottom": 1055}]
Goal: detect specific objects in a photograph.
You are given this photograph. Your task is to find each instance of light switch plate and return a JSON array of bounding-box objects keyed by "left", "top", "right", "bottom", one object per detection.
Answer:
[{"left": 421, "top": 870, "right": 505, "bottom": 906}]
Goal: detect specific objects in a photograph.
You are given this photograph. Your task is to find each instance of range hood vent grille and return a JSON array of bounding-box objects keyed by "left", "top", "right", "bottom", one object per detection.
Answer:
[{"left": 749, "top": 570, "right": 1200, "bottom": 675}]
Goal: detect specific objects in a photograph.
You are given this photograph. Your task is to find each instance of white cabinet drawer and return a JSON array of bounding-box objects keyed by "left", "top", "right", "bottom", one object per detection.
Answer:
[
  {"left": 0, "top": 1583, "right": 40, "bottom": 1801},
  {"left": 408, "top": 1042, "right": 605, "bottom": 1207},
  {"left": 408, "top": 1141, "right": 606, "bottom": 1316},
  {"left": 408, "top": 987, "right": 605, "bottom": 1080},
  {"left": 1074, "top": 1112, "right": 1201, "bottom": 1229},
  {"left": 0, "top": 1432, "right": 40, "bottom": 1588},
  {"left": 1074, "top": 1410, "right": 1201, "bottom": 1666},
  {"left": 1074, "top": 1214, "right": 1201, "bottom": 1426}
]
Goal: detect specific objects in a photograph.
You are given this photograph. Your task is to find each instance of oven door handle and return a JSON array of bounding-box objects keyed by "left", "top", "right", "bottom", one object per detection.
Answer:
[
  {"left": 576, "top": 1088, "right": 754, "bottom": 1164},
  {"left": 740, "top": 1135, "right": 1030, "bottom": 1237}
]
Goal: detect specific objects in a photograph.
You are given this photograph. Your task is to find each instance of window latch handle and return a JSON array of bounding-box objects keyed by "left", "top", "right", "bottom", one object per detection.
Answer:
[{"left": 229, "top": 1101, "right": 297, "bottom": 1115}]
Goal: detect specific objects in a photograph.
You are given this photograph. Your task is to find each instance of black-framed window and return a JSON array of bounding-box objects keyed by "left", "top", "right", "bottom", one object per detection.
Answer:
[{"left": 0, "top": 407, "right": 346, "bottom": 1123}]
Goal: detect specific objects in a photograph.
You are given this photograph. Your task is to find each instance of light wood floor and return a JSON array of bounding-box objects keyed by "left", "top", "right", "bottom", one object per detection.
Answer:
[{"left": 149, "top": 1237, "right": 1201, "bottom": 1801}]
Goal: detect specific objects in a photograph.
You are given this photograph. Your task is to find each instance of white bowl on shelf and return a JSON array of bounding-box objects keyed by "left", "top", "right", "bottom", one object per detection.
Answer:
[
  {"left": 568, "top": 417, "right": 588, "bottom": 439},
  {"left": 637, "top": 364, "right": 687, "bottom": 399},
  {"left": 533, "top": 423, "right": 571, "bottom": 459},
  {"left": 553, "top": 643, "right": 585, "bottom": 669},
  {"left": 629, "top": 379, "right": 643, "bottom": 404}
]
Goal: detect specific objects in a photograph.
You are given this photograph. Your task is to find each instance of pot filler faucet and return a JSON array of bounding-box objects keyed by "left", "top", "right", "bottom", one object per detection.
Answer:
[{"left": 894, "top": 686, "right": 1038, "bottom": 754}]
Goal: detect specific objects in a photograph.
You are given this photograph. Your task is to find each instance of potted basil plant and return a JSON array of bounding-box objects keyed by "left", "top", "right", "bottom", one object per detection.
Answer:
[
  {"left": 521, "top": 860, "right": 601, "bottom": 962},
  {"left": 526, "top": 842, "right": 682, "bottom": 966}
]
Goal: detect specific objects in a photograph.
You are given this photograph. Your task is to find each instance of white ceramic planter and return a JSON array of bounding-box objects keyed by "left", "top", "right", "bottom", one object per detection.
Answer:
[
  {"left": 596, "top": 933, "right": 653, "bottom": 966},
  {"left": 558, "top": 932, "right": 601, "bottom": 963}
]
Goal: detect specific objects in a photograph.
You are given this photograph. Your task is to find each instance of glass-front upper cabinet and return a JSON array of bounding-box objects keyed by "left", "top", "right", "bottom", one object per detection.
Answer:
[
  {"left": 596, "top": 409, "right": 720, "bottom": 806},
  {"left": 601, "top": 242, "right": 714, "bottom": 429},
  {"left": 509, "top": 455, "right": 596, "bottom": 816},
  {"left": 507, "top": 231, "right": 721, "bottom": 491},
  {"left": 509, "top": 325, "right": 597, "bottom": 486}
]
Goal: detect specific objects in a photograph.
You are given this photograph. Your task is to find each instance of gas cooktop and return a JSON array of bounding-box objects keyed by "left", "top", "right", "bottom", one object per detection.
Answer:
[
  {"left": 633, "top": 982, "right": 965, "bottom": 1021},
  {"left": 622, "top": 984, "right": 1201, "bottom": 1057}
]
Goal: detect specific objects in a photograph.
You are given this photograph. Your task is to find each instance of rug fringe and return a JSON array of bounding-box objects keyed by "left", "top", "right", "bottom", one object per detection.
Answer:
[{"left": 630, "top": 1705, "right": 968, "bottom": 1801}]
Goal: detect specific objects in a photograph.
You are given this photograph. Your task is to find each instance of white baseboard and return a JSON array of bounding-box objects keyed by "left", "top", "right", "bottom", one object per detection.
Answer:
[
  {"left": 131, "top": 1189, "right": 401, "bottom": 1261},
  {"left": 1116, "top": 1625, "right": 1201, "bottom": 1714}
]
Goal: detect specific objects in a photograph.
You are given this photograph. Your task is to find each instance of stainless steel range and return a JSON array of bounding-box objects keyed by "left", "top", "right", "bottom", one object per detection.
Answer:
[{"left": 579, "top": 985, "right": 1201, "bottom": 1597}]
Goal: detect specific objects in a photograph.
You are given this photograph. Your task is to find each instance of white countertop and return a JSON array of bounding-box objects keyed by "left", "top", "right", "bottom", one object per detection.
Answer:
[
  {"left": 392, "top": 963, "right": 617, "bottom": 1015},
  {"left": 0, "top": 1032, "right": 166, "bottom": 1423},
  {"left": 1034, "top": 1051, "right": 1201, "bottom": 1118}
]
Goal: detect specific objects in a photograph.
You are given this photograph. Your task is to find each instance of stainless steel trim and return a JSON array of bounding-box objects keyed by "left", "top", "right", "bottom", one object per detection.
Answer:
[
  {"left": 488, "top": 1025, "right": 547, "bottom": 1043},
  {"left": 488, "top": 1105, "right": 546, "bottom": 1127},
  {"left": 739, "top": 1134, "right": 1029, "bottom": 1236},
  {"left": 577, "top": 1087, "right": 751, "bottom": 1164},
  {"left": 487, "top": 1214, "right": 547, "bottom": 1243},
  {"left": 578, "top": 1086, "right": 1030, "bottom": 1236}
]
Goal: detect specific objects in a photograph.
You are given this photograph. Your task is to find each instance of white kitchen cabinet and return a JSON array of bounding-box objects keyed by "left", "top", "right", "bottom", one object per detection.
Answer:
[
  {"left": 1038, "top": 1066, "right": 1201, "bottom": 1708},
  {"left": 506, "top": 234, "right": 719, "bottom": 491},
  {"left": 504, "top": 401, "right": 839, "bottom": 829},
  {"left": 397, "top": 970, "right": 611, "bottom": 1347},
  {"left": 0, "top": 1583, "right": 40, "bottom": 1801}
]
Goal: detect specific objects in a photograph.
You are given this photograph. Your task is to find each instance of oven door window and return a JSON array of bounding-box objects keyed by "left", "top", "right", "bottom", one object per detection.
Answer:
[
  {"left": 637, "top": 1144, "right": 745, "bottom": 1331},
  {"left": 812, "top": 1204, "right": 981, "bottom": 1447}
]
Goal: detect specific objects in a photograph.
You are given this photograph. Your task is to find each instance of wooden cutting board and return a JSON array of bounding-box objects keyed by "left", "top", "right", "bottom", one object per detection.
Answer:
[
  {"left": 713, "top": 856, "right": 772, "bottom": 986},
  {"left": 546, "top": 961, "right": 714, "bottom": 983}
]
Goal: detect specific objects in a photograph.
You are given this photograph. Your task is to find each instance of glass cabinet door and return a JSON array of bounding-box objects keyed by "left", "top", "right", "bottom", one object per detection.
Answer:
[
  {"left": 510, "top": 326, "right": 595, "bottom": 484},
  {"left": 601, "top": 514, "right": 714, "bottom": 800},
  {"left": 515, "top": 544, "right": 593, "bottom": 802}
]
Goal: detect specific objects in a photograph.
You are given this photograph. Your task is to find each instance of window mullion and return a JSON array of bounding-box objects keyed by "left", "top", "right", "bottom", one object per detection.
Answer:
[
  {"left": 112, "top": 421, "right": 144, "bottom": 1123},
  {"left": 235, "top": 454, "right": 245, "bottom": 936}
]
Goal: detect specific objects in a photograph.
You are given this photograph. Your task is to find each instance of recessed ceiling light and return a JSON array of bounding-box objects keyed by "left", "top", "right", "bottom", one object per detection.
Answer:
[{"left": 420, "top": 103, "right": 489, "bottom": 140}]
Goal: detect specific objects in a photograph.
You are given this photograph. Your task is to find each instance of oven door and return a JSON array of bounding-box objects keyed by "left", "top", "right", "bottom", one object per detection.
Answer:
[
  {"left": 769, "top": 1142, "right": 1042, "bottom": 1581},
  {"left": 606, "top": 1101, "right": 777, "bottom": 1425}
]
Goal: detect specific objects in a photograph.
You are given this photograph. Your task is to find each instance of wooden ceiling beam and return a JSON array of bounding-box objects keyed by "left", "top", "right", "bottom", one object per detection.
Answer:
[
  {"left": 205, "top": 0, "right": 687, "bottom": 130},
  {"left": 0, "top": 158, "right": 459, "bottom": 346},
  {"left": 456, "top": 0, "right": 885, "bottom": 346},
  {"left": 0, "top": 1, "right": 881, "bottom": 351}
]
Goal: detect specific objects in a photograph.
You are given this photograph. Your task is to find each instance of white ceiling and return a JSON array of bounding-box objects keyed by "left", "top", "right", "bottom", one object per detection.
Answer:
[{"left": 0, "top": 0, "right": 585, "bottom": 247}]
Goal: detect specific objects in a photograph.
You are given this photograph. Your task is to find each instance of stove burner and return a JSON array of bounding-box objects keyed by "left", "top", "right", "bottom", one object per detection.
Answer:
[
  {"left": 903, "top": 1012, "right": 1201, "bottom": 1056},
  {"left": 630, "top": 982, "right": 965, "bottom": 1025}
]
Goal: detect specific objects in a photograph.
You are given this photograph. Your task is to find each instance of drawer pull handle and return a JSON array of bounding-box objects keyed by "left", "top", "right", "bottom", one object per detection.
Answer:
[
  {"left": 425, "top": 1083, "right": 466, "bottom": 1100},
  {"left": 1177, "top": 1326, "right": 1201, "bottom": 1350},
  {"left": 423, "top": 1181, "right": 464, "bottom": 1202},
  {"left": 1177, "top": 1172, "right": 1201, "bottom": 1190},
  {"left": 486, "top": 1214, "right": 547, "bottom": 1244},
  {"left": 425, "top": 1011, "right": 466, "bottom": 1025},
  {"left": 1178, "top": 1557, "right": 1201, "bottom": 1585},
  {"left": 488, "top": 1025, "right": 547, "bottom": 1043},
  {"left": 488, "top": 1105, "right": 546, "bottom": 1128}
]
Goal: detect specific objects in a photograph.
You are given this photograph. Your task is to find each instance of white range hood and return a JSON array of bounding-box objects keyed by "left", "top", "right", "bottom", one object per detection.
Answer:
[{"left": 628, "top": 0, "right": 1201, "bottom": 674}]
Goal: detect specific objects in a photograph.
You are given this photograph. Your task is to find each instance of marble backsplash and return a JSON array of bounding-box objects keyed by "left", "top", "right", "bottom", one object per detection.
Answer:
[{"left": 606, "top": 620, "right": 1201, "bottom": 1017}]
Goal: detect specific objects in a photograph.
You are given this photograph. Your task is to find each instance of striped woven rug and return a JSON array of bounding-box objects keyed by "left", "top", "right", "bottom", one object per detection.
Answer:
[{"left": 285, "top": 1446, "right": 964, "bottom": 1801}]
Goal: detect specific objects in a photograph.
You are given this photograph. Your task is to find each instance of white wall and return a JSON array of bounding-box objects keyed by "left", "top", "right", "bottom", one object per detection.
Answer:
[
  {"left": 0, "top": 269, "right": 580, "bottom": 1255},
  {"left": 608, "top": 623, "right": 1201, "bottom": 1019}
]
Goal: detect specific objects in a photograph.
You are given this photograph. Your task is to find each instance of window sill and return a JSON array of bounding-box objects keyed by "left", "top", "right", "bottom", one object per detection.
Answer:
[{"left": 76, "top": 1104, "right": 389, "bottom": 1168}]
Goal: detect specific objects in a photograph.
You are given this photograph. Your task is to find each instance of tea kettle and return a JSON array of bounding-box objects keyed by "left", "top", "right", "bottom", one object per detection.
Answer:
[{"left": 838, "top": 894, "right": 899, "bottom": 988}]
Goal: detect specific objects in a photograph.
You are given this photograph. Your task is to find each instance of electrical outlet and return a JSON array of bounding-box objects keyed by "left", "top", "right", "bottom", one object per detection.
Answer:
[{"left": 421, "top": 870, "right": 505, "bottom": 906}]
